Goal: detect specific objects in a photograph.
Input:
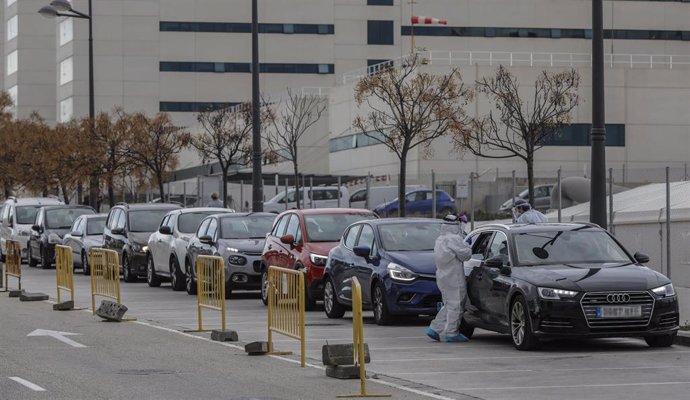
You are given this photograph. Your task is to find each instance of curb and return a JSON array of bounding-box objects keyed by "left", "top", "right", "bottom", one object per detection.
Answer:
[{"left": 675, "top": 330, "right": 690, "bottom": 347}]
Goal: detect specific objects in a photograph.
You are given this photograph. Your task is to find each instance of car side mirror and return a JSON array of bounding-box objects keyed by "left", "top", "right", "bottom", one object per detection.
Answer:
[
  {"left": 70, "top": 230, "right": 83, "bottom": 238},
  {"left": 199, "top": 235, "right": 214, "bottom": 245},
  {"left": 634, "top": 252, "right": 650, "bottom": 264},
  {"left": 280, "top": 234, "right": 295, "bottom": 245},
  {"left": 483, "top": 256, "right": 504, "bottom": 269},
  {"left": 32, "top": 224, "right": 42, "bottom": 233},
  {"left": 111, "top": 227, "right": 126, "bottom": 236},
  {"left": 353, "top": 246, "right": 371, "bottom": 259},
  {"left": 499, "top": 265, "right": 512, "bottom": 276},
  {"left": 159, "top": 226, "right": 172, "bottom": 235}
]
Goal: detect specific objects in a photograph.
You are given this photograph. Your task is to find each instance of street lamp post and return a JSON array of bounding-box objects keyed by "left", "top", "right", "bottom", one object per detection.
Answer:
[
  {"left": 590, "top": 0, "right": 607, "bottom": 229},
  {"left": 40, "top": 0, "right": 97, "bottom": 210},
  {"left": 251, "top": 0, "right": 263, "bottom": 212}
]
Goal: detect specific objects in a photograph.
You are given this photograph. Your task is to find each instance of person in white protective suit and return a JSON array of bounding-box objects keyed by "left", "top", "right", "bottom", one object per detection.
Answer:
[
  {"left": 514, "top": 199, "right": 548, "bottom": 224},
  {"left": 425, "top": 214, "right": 473, "bottom": 343}
]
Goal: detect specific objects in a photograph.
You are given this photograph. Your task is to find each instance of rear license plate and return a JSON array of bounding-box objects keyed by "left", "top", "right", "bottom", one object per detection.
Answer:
[{"left": 596, "top": 305, "right": 642, "bottom": 319}]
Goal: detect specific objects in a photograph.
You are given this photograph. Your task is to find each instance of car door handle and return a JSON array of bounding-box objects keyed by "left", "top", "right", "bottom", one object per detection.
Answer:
[{"left": 268, "top": 245, "right": 272, "bottom": 250}]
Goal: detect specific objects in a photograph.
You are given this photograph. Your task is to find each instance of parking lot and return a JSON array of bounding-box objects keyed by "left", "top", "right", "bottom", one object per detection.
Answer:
[{"left": 4, "top": 264, "right": 689, "bottom": 400}]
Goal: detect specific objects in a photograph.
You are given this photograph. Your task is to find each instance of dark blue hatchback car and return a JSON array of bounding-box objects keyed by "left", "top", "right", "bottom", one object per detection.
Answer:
[
  {"left": 373, "top": 189, "right": 457, "bottom": 218},
  {"left": 323, "top": 218, "right": 444, "bottom": 325}
]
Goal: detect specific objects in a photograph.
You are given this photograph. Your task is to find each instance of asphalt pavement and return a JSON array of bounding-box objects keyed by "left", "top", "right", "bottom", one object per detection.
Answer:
[{"left": 3, "top": 264, "right": 690, "bottom": 400}]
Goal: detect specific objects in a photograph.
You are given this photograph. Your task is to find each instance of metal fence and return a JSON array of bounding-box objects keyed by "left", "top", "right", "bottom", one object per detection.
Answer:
[
  {"left": 55, "top": 245, "right": 75, "bottom": 304},
  {"left": 1, "top": 240, "right": 21, "bottom": 292},
  {"left": 266, "top": 266, "right": 306, "bottom": 368},
  {"left": 89, "top": 248, "right": 121, "bottom": 315},
  {"left": 188, "top": 255, "right": 227, "bottom": 332}
]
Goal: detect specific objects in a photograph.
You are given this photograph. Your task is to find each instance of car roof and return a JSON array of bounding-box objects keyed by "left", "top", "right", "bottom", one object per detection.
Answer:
[
  {"left": 115, "top": 203, "right": 183, "bottom": 211},
  {"left": 6, "top": 197, "right": 63, "bottom": 205},
  {"left": 40, "top": 205, "right": 95, "bottom": 211},
  {"left": 216, "top": 212, "right": 276, "bottom": 219},
  {"left": 280, "top": 208, "right": 377, "bottom": 216},
  {"left": 171, "top": 207, "right": 233, "bottom": 215},
  {"left": 365, "top": 218, "right": 441, "bottom": 226},
  {"left": 474, "top": 222, "right": 603, "bottom": 234},
  {"left": 81, "top": 214, "right": 107, "bottom": 219}
]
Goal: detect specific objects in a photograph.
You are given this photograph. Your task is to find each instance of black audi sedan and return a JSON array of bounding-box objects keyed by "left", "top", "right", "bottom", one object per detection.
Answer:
[{"left": 462, "top": 223, "right": 678, "bottom": 350}]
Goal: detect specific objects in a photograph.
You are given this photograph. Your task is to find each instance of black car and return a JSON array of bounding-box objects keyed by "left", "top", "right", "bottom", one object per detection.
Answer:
[
  {"left": 462, "top": 223, "right": 679, "bottom": 350},
  {"left": 103, "top": 203, "right": 181, "bottom": 282},
  {"left": 28, "top": 205, "right": 96, "bottom": 269}
]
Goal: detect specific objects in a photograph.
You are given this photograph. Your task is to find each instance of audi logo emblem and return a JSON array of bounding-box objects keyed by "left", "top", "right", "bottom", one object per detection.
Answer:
[{"left": 606, "top": 293, "right": 631, "bottom": 303}]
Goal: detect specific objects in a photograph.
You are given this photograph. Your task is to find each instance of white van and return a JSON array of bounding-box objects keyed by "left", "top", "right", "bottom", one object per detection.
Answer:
[
  {"left": 263, "top": 186, "right": 349, "bottom": 213},
  {"left": 348, "top": 185, "right": 426, "bottom": 210},
  {"left": 0, "top": 196, "right": 63, "bottom": 260}
]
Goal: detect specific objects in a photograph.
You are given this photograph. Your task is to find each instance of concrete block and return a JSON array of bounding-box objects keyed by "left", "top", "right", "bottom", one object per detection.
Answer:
[
  {"left": 53, "top": 301, "right": 75, "bottom": 311},
  {"left": 8, "top": 289, "right": 25, "bottom": 298},
  {"left": 96, "top": 300, "right": 128, "bottom": 322},
  {"left": 326, "top": 365, "right": 361, "bottom": 379},
  {"left": 211, "top": 329, "right": 239, "bottom": 342},
  {"left": 20, "top": 292, "right": 49, "bottom": 302},
  {"left": 245, "top": 341, "right": 269, "bottom": 355},
  {"left": 322, "top": 343, "right": 371, "bottom": 366},
  {"left": 675, "top": 331, "right": 690, "bottom": 347}
]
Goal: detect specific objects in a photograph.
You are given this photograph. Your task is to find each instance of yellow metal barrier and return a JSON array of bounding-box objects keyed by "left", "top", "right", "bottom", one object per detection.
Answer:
[
  {"left": 55, "top": 245, "right": 75, "bottom": 304},
  {"left": 338, "top": 277, "right": 389, "bottom": 398},
  {"left": 89, "top": 248, "right": 121, "bottom": 315},
  {"left": 267, "top": 265, "right": 306, "bottom": 367},
  {"left": 2, "top": 240, "right": 22, "bottom": 292},
  {"left": 186, "top": 255, "right": 227, "bottom": 332}
]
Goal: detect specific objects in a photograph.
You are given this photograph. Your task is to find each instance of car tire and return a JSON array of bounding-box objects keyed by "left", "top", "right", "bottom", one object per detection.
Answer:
[
  {"left": 82, "top": 251, "right": 90, "bottom": 276},
  {"left": 224, "top": 281, "right": 232, "bottom": 300},
  {"left": 122, "top": 255, "right": 137, "bottom": 283},
  {"left": 458, "top": 318, "right": 475, "bottom": 339},
  {"left": 147, "top": 255, "right": 161, "bottom": 287},
  {"left": 261, "top": 269, "right": 269, "bottom": 306},
  {"left": 185, "top": 260, "right": 197, "bottom": 295},
  {"left": 40, "top": 245, "right": 50, "bottom": 270},
  {"left": 510, "top": 295, "right": 540, "bottom": 351},
  {"left": 372, "top": 281, "right": 393, "bottom": 325},
  {"left": 323, "top": 278, "right": 346, "bottom": 319},
  {"left": 28, "top": 245, "right": 37, "bottom": 267},
  {"left": 170, "top": 257, "right": 185, "bottom": 291},
  {"left": 304, "top": 286, "right": 317, "bottom": 311},
  {"left": 645, "top": 333, "right": 676, "bottom": 348}
]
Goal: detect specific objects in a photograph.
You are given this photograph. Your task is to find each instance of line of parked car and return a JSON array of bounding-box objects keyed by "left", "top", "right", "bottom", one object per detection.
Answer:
[{"left": 0, "top": 194, "right": 679, "bottom": 350}]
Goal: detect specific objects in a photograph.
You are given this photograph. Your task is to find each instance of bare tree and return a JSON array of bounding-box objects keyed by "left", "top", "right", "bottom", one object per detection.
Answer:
[
  {"left": 352, "top": 54, "right": 473, "bottom": 217},
  {"left": 264, "top": 89, "right": 327, "bottom": 209},
  {"left": 455, "top": 66, "right": 580, "bottom": 204},
  {"left": 192, "top": 104, "right": 254, "bottom": 208},
  {"left": 127, "top": 113, "right": 191, "bottom": 200}
]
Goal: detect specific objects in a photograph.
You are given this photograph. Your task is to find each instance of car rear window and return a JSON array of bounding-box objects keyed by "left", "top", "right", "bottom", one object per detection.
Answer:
[
  {"left": 305, "top": 213, "right": 377, "bottom": 242},
  {"left": 46, "top": 208, "right": 95, "bottom": 229}
]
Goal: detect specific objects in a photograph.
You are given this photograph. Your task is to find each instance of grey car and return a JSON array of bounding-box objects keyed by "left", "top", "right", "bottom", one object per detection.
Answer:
[
  {"left": 62, "top": 214, "right": 107, "bottom": 275},
  {"left": 185, "top": 213, "right": 276, "bottom": 297}
]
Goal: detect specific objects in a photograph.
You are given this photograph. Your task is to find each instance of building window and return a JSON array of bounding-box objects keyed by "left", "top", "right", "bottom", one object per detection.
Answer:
[
  {"left": 540, "top": 124, "right": 625, "bottom": 147},
  {"left": 401, "top": 26, "right": 690, "bottom": 41},
  {"left": 368, "top": 0, "right": 394, "bottom": 5},
  {"left": 368, "top": 20, "right": 394, "bottom": 45},
  {"left": 159, "top": 21, "right": 334, "bottom": 34},
  {"left": 59, "top": 97, "right": 73, "bottom": 122},
  {"left": 6, "top": 0, "right": 17, "bottom": 6},
  {"left": 6, "top": 50, "right": 18, "bottom": 76},
  {"left": 160, "top": 61, "right": 333, "bottom": 74},
  {"left": 60, "top": 57, "right": 73, "bottom": 85},
  {"left": 59, "top": 18, "right": 73, "bottom": 46},
  {"left": 329, "top": 131, "right": 386, "bottom": 153},
  {"left": 7, "top": 85, "right": 17, "bottom": 117},
  {"left": 7, "top": 15, "right": 18, "bottom": 40},
  {"left": 159, "top": 102, "right": 241, "bottom": 112}
]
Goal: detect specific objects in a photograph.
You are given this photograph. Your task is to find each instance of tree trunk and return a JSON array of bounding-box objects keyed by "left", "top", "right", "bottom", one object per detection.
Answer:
[
  {"left": 293, "top": 161, "right": 300, "bottom": 210},
  {"left": 221, "top": 167, "right": 229, "bottom": 208},
  {"left": 89, "top": 173, "right": 99, "bottom": 210},
  {"left": 60, "top": 182, "right": 70, "bottom": 204},
  {"left": 398, "top": 151, "right": 408, "bottom": 218},
  {"left": 157, "top": 171, "right": 165, "bottom": 203},
  {"left": 107, "top": 175, "right": 115, "bottom": 208},
  {"left": 526, "top": 155, "right": 535, "bottom": 206}
]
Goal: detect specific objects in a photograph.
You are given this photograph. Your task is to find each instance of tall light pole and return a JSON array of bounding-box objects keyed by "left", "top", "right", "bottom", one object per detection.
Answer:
[
  {"left": 251, "top": 0, "right": 263, "bottom": 211},
  {"left": 590, "top": 0, "right": 607, "bottom": 229},
  {"left": 40, "top": 0, "right": 97, "bottom": 210}
]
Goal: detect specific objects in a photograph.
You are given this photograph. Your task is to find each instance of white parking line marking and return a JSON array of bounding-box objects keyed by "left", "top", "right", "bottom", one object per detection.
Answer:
[
  {"left": 374, "top": 351, "right": 690, "bottom": 362},
  {"left": 462, "top": 381, "right": 690, "bottom": 391},
  {"left": 394, "top": 365, "right": 682, "bottom": 375},
  {"left": 8, "top": 377, "right": 46, "bottom": 392}
]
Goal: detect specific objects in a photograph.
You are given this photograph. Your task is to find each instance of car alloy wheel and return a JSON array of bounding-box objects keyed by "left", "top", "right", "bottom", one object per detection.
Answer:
[
  {"left": 261, "top": 270, "right": 269, "bottom": 306},
  {"left": 185, "top": 262, "right": 197, "bottom": 295},
  {"left": 40, "top": 245, "right": 50, "bottom": 269},
  {"left": 510, "top": 296, "right": 539, "bottom": 350},
  {"left": 28, "top": 245, "right": 37, "bottom": 267},
  {"left": 323, "top": 279, "right": 345, "bottom": 319},
  {"left": 82, "top": 251, "right": 90, "bottom": 276},
  {"left": 170, "top": 257, "right": 185, "bottom": 291},
  {"left": 147, "top": 256, "right": 161, "bottom": 287},
  {"left": 373, "top": 282, "right": 392, "bottom": 325},
  {"left": 123, "top": 256, "right": 137, "bottom": 283}
]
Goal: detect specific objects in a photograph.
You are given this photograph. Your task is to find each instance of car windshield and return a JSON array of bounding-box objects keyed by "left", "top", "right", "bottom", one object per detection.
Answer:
[
  {"left": 16, "top": 206, "right": 41, "bottom": 225},
  {"left": 86, "top": 218, "right": 106, "bottom": 235},
  {"left": 305, "top": 213, "right": 377, "bottom": 242},
  {"left": 220, "top": 215, "right": 275, "bottom": 239},
  {"left": 514, "top": 229, "right": 632, "bottom": 266},
  {"left": 46, "top": 208, "right": 94, "bottom": 229},
  {"left": 179, "top": 212, "right": 222, "bottom": 234},
  {"left": 129, "top": 210, "right": 174, "bottom": 232},
  {"left": 379, "top": 222, "right": 442, "bottom": 251}
]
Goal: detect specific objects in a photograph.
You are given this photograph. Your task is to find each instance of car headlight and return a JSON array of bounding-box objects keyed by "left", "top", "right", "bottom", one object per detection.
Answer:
[
  {"left": 226, "top": 247, "right": 239, "bottom": 253},
  {"left": 228, "top": 255, "right": 247, "bottom": 265},
  {"left": 651, "top": 283, "right": 675, "bottom": 298},
  {"left": 387, "top": 262, "right": 418, "bottom": 282},
  {"left": 537, "top": 287, "right": 578, "bottom": 300},
  {"left": 131, "top": 243, "right": 146, "bottom": 252},
  {"left": 142, "top": 246, "right": 149, "bottom": 253},
  {"left": 309, "top": 253, "right": 328, "bottom": 267},
  {"left": 48, "top": 233, "right": 62, "bottom": 244}
]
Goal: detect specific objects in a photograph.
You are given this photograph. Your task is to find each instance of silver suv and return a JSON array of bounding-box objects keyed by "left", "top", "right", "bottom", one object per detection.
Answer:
[{"left": 0, "top": 196, "right": 63, "bottom": 260}]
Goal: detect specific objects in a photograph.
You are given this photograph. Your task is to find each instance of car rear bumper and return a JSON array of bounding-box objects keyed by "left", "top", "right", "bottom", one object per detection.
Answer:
[
  {"left": 384, "top": 278, "right": 441, "bottom": 316},
  {"left": 531, "top": 296, "right": 679, "bottom": 338}
]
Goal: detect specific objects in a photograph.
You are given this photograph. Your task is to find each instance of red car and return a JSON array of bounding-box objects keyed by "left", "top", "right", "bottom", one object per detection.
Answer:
[{"left": 261, "top": 208, "right": 378, "bottom": 309}]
